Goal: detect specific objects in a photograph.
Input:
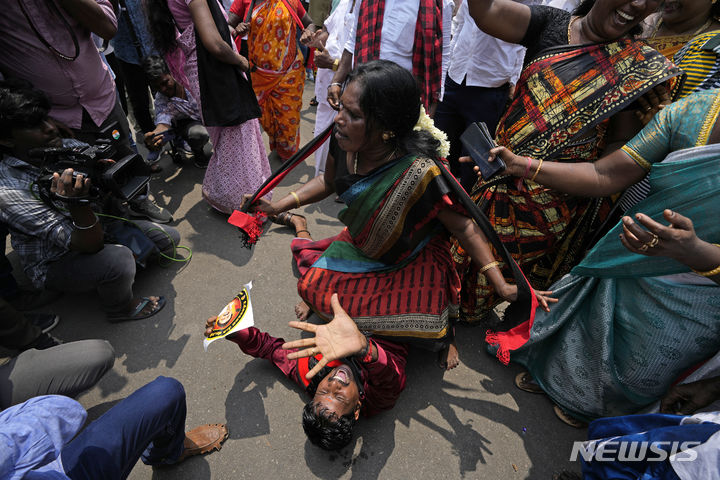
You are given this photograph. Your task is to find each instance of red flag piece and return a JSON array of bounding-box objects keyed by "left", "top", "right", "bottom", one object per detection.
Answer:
[{"left": 228, "top": 210, "right": 267, "bottom": 247}]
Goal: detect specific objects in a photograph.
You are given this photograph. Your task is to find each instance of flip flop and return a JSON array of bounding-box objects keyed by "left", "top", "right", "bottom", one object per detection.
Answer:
[
  {"left": 108, "top": 296, "right": 166, "bottom": 323},
  {"left": 515, "top": 371, "right": 544, "bottom": 394},
  {"left": 553, "top": 405, "right": 587, "bottom": 429}
]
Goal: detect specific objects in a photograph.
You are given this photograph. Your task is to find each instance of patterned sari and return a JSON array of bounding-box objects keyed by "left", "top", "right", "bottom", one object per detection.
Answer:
[
  {"left": 488, "top": 92, "right": 720, "bottom": 422},
  {"left": 452, "top": 39, "right": 683, "bottom": 323},
  {"left": 648, "top": 33, "right": 697, "bottom": 60},
  {"left": 293, "top": 155, "right": 462, "bottom": 349},
  {"left": 247, "top": 0, "right": 305, "bottom": 159}
]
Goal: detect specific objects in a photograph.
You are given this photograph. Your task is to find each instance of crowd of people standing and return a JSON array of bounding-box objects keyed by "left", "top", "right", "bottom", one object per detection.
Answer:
[{"left": 1, "top": 0, "right": 720, "bottom": 478}]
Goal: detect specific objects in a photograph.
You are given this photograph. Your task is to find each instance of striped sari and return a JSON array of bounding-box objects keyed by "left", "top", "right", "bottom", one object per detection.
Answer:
[
  {"left": 452, "top": 39, "right": 683, "bottom": 323},
  {"left": 673, "top": 30, "right": 720, "bottom": 99},
  {"left": 293, "top": 155, "right": 462, "bottom": 349}
]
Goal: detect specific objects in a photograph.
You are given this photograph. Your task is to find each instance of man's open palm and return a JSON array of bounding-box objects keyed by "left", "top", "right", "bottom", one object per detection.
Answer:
[{"left": 283, "top": 294, "right": 367, "bottom": 379}]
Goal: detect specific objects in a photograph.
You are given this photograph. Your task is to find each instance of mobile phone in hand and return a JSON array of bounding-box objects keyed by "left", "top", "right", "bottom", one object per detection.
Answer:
[{"left": 459, "top": 122, "right": 506, "bottom": 180}]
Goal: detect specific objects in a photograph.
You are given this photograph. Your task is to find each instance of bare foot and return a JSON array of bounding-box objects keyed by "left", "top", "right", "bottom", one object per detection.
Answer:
[
  {"left": 437, "top": 340, "right": 460, "bottom": 371},
  {"left": 291, "top": 214, "right": 311, "bottom": 239},
  {"left": 295, "top": 300, "right": 311, "bottom": 320}
]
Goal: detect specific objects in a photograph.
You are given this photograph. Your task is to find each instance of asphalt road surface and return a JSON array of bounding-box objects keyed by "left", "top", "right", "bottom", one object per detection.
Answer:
[{"left": 10, "top": 78, "right": 587, "bottom": 480}]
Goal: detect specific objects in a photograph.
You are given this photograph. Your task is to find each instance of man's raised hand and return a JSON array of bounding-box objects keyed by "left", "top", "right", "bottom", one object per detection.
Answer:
[{"left": 282, "top": 293, "right": 367, "bottom": 379}]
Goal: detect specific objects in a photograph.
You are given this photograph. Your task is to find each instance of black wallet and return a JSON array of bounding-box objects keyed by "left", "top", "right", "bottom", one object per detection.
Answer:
[{"left": 459, "top": 122, "right": 506, "bottom": 180}]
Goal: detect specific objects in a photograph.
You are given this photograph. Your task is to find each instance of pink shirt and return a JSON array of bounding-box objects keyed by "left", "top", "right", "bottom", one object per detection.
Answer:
[
  {"left": 168, "top": 0, "right": 233, "bottom": 31},
  {"left": 0, "top": 0, "right": 117, "bottom": 129},
  {"left": 168, "top": 0, "right": 195, "bottom": 32}
]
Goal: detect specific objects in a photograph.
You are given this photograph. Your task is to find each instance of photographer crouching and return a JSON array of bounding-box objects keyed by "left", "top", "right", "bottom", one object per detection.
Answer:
[{"left": 0, "top": 79, "right": 178, "bottom": 322}]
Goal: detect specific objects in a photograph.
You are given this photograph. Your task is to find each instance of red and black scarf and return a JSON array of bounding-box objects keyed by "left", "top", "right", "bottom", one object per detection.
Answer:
[{"left": 354, "top": 0, "right": 443, "bottom": 109}]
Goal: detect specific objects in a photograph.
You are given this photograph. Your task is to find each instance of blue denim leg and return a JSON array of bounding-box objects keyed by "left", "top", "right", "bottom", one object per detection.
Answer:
[{"left": 61, "top": 376, "right": 187, "bottom": 480}]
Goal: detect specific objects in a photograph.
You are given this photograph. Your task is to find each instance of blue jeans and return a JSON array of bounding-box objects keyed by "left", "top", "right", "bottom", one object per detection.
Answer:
[
  {"left": 434, "top": 75, "right": 510, "bottom": 191},
  {"left": 61, "top": 376, "right": 187, "bottom": 480}
]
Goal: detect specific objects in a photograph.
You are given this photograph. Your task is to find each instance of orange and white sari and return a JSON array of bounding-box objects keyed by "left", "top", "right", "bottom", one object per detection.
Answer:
[{"left": 247, "top": 0, "right": 306, "bottom": 159}]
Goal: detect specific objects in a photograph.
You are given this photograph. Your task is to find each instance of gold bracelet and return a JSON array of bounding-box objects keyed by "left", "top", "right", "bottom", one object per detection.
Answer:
[
  {"left": 692, "top": 244, "right": 720, "bottom": 276},
  {"left": 478, "top": 261, "right": 500, "bottom": 275},
  {"left": 290, "top": 191, "right": 301, "bottom": 209},
  {"left": 530, "top": 158, "right": 544, "bottom": 182}
]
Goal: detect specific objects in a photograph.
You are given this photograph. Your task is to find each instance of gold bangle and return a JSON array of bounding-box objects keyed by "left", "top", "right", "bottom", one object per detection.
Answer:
[
  {"left": 692, "top": 244, "right": 720, "bottom": 276},
  {"left": 478, "top": 261, "right": 500, "bottom": 275},
  {"left": 290, "top": 191, "right": 301, "bottom": 209},
  {"left": 332, "top": 58, "right": 339, "bottom": 71},
  {"left": 530, "top": 158, "right": 544, "bottom": 182}
]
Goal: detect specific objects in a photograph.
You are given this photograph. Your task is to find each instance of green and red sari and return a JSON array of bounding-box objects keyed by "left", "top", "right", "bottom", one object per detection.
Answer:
[
  {"left": 292, "top": 154, "right": 462, "bottom": 349},
  {"left": 453, "top": 38, "right": 683, "bottom": 323}
]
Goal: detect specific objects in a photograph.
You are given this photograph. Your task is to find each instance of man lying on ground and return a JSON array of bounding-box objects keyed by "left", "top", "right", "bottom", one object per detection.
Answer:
[{"left": 204, "top": 293, "right": 407, "bottom": 450}]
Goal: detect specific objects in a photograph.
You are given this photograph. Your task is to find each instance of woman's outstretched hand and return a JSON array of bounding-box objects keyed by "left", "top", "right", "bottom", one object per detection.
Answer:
[
  {"left": 459, "top": 146, "right": 522, "bottom": 178},
  {"left": 239, "top": 194, "right": 276, "bottom": 215},
  {"left": 620, "top": 209, "right": 700, "bottom": 262},
  {"left": 282, "top": 293, "right": 367, "bottom": 380},
  {"left": 496, "top": 283, "right": 557, "bottom": 312}
]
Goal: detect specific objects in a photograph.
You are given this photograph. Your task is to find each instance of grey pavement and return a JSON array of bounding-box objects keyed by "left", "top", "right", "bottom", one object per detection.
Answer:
[{"left": 13, "top": 79, "right": 587, "bottom": 479}]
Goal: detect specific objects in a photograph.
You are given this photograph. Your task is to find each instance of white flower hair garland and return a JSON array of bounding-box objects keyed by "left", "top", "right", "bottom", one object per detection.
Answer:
[{"left": 413, "top": 105, "right": 450, "bottom": 158}]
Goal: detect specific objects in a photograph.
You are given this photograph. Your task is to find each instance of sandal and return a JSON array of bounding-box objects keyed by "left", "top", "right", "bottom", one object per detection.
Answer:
[
  {"left": 553, "top": 405, "right": 587, "bottom": 429},
  {"left": 108, "top": 296, "right": 166, "bottom": 323},
  {"left": 176, "top": 423, "right": 229, "bottom": 463},
  {"left": 271, "top": 211, "right": 305, "bottom": 228},
  {"left": 515, "top": 371, "right": 544, "bottom": 394}
]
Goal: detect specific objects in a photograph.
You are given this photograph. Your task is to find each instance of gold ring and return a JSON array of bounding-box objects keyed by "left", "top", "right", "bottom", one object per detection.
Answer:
[
  {"left": 648, "top": 234, "right": 659, "bottom": 248},
  {"left": 310, "top": 348, "right": 316, "bottom": 356},
  {"left": 639, "top": 243, "right": 649, "bottom": 252}
]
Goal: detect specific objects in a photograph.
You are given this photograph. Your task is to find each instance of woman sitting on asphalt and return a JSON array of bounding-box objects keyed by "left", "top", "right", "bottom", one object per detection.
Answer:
[{"left": 244, "top": 60, "right": 554, "bottom": 371}]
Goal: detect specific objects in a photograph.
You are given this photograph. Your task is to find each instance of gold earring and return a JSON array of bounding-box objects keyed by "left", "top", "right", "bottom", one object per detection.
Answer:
[{"left": 382, "top": 132, "right": 390, "bottom": 142}]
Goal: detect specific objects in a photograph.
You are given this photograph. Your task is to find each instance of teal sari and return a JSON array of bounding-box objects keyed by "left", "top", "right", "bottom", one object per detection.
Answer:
[{"left": 488, "top": 92, "right": 720, "bottom": 422}]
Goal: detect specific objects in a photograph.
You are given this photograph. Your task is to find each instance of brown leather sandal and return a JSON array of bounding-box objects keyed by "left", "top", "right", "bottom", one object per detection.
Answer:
[{"left": 176, "top": 423, "right": 229, "bottom": 463}]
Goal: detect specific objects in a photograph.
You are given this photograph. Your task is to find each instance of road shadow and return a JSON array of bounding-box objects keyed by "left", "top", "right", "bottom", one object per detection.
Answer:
[
  {"left": 224, "top": 358, "right": 305, "bottom": 440},
  {"left": 295, "top": 325, "right": 586, "bottom": 479}
]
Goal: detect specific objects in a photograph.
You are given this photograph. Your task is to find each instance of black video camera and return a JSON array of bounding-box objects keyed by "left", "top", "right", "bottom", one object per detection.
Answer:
[{"left": 32, "top": 140, "right": 150, "bottom": 203}]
